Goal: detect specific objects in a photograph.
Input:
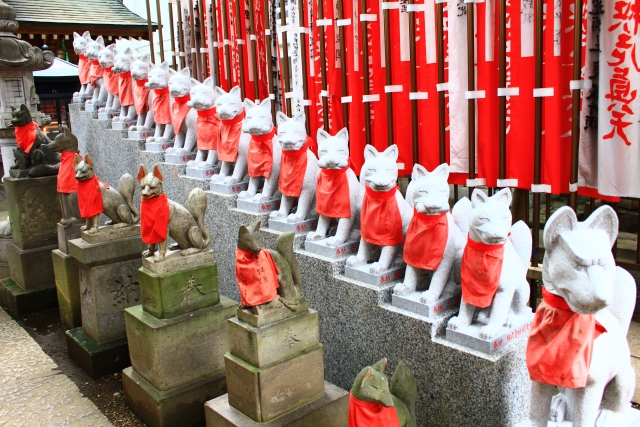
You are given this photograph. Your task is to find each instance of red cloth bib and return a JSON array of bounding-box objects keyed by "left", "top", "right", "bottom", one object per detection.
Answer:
[
  {"left": 360, "top": 187, "right": 404, "bottom": 246},
  {"left": 171, "top": 94, "right": 191, "bottom": 132},
  {"left": 118, "top": 71, "right": 134, "bottom": 107},
  {"left": 89, "top": 60, "right": 103, "bottom": 87},
  {"left": 278, "top": 138, "right": 311, "bottom": 197},
  {"left": 460, "top": 236, "right": 506, "bottom": 308},
  {"left": 133, "top": 79, "right": 150, "bottom": 115},
  {"left": 57, "top": 151, "right": 79, "bottom": 194},
  {"left": 219, "top": 110, "right": 245, "bottom": 162},
  {"left": 78, "top": 55, "right": 91, "bottom": 85},
  {"left": 526, "top": 287, "right": 607, "bottom": 388},
  {"left": 315, "top": 167, "right": 352, "bottom": 218},
  {"left": 102, "top": 67, "right": 119, "bottom": 95},
  {"left": 196, "top": 108, "right": 221, "bottom": 151},
  {"left": 140, "top": 194, "right": 170, "bottom": 245},
  {"left": 76, "top": 175, "right": 104, "bottom": 218},
  {"left": 348, "top": 393, "right": 400, "bottom": 427},
  {"left": 235, "top": 248, "right": 280, "bottom": 307},
  {"left": 14, "top": 121, "right": 38, "bottom": 153},
  {"left": 152, "top": 88, "right": 171, "bottom": 125},
  {"left": 403, "top": 210, "right": 448, "bottom": 270},
  {"left": 248, "top": 128, "right": 276, "bottom": 178}
]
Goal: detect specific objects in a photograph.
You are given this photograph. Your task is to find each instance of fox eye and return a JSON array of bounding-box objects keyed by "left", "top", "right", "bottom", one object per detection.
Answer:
[
  {"left": 502, "top": 216, "right": 510, "bottom": 221},
  {"left": 338, "top": 149, "right": 345, "bottom": 153},
  {"left": 260, "top": 115, "right": 267, "bottom": 119},
  {"left": 479, "top": 218, "right": 490, "bottom": 223},
  {"left": 419, "top": 190, "right": 428, "bottom": 195},
  {"left": 368, "top": 169, "right": 376, "bottom": 173}
]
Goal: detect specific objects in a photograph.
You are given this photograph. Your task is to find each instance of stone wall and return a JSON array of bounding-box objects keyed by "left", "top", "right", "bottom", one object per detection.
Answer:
[{"left": 70, "top": 103, "right": 531, "bottom": 427}]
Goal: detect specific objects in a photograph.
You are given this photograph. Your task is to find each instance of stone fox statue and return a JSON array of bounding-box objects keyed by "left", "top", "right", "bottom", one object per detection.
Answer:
[
  {"left": 10, "top": 104, "right": 60, "bottom": 176},
  {"left": 349, "top": 358, "right": 417, "bottom": 427},
  {"left": 48, "top": 126, "right": 82, "bottom": 226},
  {"left": 73, "top": 153, "right": 139, "bottom": 234},
  {"left": 137, "top": 164, "right": 211, "bottom": 261},
  {"left": 235, "top": 220, "right": 302, "bottom": 315}
]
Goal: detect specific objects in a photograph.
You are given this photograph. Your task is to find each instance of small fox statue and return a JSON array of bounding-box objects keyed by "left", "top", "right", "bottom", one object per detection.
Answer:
[
  {"left": 166, "top": 67, "right": 197, "bottom": 157},
  {"left": 72, "top": 31, "right": 93, "bottom": 99},
  {"left": 129, "top": 54, "right": 155, "bottom": 133},
  {"left": 236, "top": 220, "right": 302, "bottom": 315},
  {"left": 349, "top": 358, "right": 417, "bottom": 427},
  {"left": 211, "top": 85, "right": 248, "bottom": 184},
  {"left": 96, "top": 44, "right": 120, "bottom": 116},
  {"left": 112, "top": 47, "right": 137, "bottom": 124},
  {"left": 84, "top": 36, "right": 107, "bottom": 107},
  {"left": 145, "top": 62, "right": 176, "bottom": 146},
  {"left": 187, "top": 77, "right": 219, "bottom": 170}
]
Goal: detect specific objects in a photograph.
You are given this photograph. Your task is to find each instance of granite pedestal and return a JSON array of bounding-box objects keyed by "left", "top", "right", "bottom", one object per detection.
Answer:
[
  {"left": 268, "top": 217, "right": 317, "bottom": 234},
  {"left": 97, "top": 111, "right": 118, "bottom": 121},
  {"left": 186, "top": 165, "right": 219, "bottom": 179},
  {"left": 145, "top": 141, "right": 174, "bottom": 152},
  {"left": 304, "top": 238, "right": 359, "bottom": 259},
  {"left": 112, "top": 120, "right": 136, "bottom": 130},
  {"left": 66, "top": 225, "right": 146, "bottom": 378},
  {"left": 165, "top": 153, "right": 196, "bottom": 164},
  {"left": 446, "top": 313, "right": 535, "bottom": 354},
  {"left": 85, "top": 101, "right": 106, "bottom": 112},
  {"left": 53, "top": 222, "right": 84, "bottom": 329},
  {"left": 129, "top": 129, "right": 155, "bottom": 140},
  {"left": 344, "top": 263, "right": 405, "bottom": 286},
  {"left": 0, "top": 175, "right": 62, "bottom": 314},
  {"left": 236, "top": 198, "right": 281, "bottom": 214},
  {"left": 210, "top": 181, "right": 249, "bottom": 195},
  {"left": 123, "top": 250, "right": 238, "bottom": 427}
]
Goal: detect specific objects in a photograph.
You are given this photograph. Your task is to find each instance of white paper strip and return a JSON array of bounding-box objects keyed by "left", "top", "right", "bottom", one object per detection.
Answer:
[
  {"left": 237, "top": 39, "right": 245, "bottom": 45},
  {"left": 531, "top": 184, "right": 552, "bottom": 193},
  {"left": 409, "top": 92, "right": 429, "bottom": 100},
  {"left": 533, "top": 88, "right": 554, "bottom": 97},
  {"left": 407, "top": 4, "right": 426, "bottom": 12},
  {"left": 496, "top": 178, "right": 518, "bottom": 187},
  {"left": 360, "top": 14, "right": 378, "bottom": 21},
  {"left": 280, "top": 25, "right": 290, "bottom": 33},
  {"left": 296, "top": 27, "right": 310, "bottom": 34},
  {"left": 466, "top": 178, "right": 487, "bottom": 187},
  {"left": 363, "top": 94, "right": 381, "bottom": 102},
  {"left": 521, "top": 0, "right": 534, "bottom": 57},
  {"left": 303, "top": 100, "right": 313, "bottom": 106},
  {"left": 384, "top": 85, "right": 403, "bottom": 93},
  {"left": 435, "top": 0, "right": 447, "bottom": 3},
  {"left": 285, "top": 92, "right": 295, "bottom": 99},
  {"left": 179, "top": 52, "right": 186, "bottom": 57},
  {"left": 437, "top": 82, "right": 453, "bottom": 92},
  {"left": 464, "top": 0, "right": 485, "bottom": 2},
  {"left": 465, "top": 90, "right": 486, "bottom": 99},
  {"left": 190, "top": 48, "right": 197, "bottom": 53},
  {"left": 341, "top": 96, "right": 353, "bottom": 103},
  {"left": 212, "top": 42, "right": 219, "bottom": 47},
  {"left": 223, "top": 39, "right": 231, "bottom": 46},
  {"left": 337, "top": 19, "right": 351, "bottom": 26},
  {"left": 485, "top": 0, "right": 495, "bottom": 61},
  {"left": 382, "top": 2, "right": 400, "bottom": 9},
  {"left": 265, "top": 29, "right": 271, "bottom": 36},
  {"left": 269, "top": 93, "right": 276, "bottom": 99},
  {"left": 569, "top": 183, "right": 578, "bottom": 192},
  {"left": 170, "top": 52, "right": 176, "bottom": 56},
  {"left": 250, "top": 35, "right": 257, "bottom": 41},
  {"left": 320, "top": 90, "right": 329, "bottom": 97},
  {"left": 570, "top": 79, "right": 593, "bottom": 90},
  {"left": 426, "top": 0, "right": 436, "bottom": 64},
  {"left": 175, "top": 50, "right": 180, "bottom": 56},
  {"left": 497, "top": 87, "right": 520, "bottom": 96},
  {"left": 317, "top": 18, "right": 333, "bottom": 26},
  {"left": 199, "top": 48, "right": 207, "bottom": 53}
]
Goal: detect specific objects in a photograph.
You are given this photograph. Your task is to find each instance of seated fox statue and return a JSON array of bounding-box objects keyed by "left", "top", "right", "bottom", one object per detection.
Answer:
[{"left": 349, "top": 358, "right": 417, "bottom": 427}]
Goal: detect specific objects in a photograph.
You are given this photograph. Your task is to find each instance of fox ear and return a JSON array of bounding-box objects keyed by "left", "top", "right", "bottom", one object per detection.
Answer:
[
  {"left": 259, "top": 98, "right": 271, "bottom": 109},
  {"left": 96, "top": 36, "right": 104, "bottom": 46},
  {"left": 316, "top": 128, "right": 329, "bottom": 145},
  {"left": 583, "top": 205, "right": 618, "bottom": 248},
  {"left": 335, "top": 127, "right": 349, "bottom": 141},
  {"left": 137, "top": 164, "right": 148, "bottom": 182},
  {"left": 141, "top": 53, "right": 151, "bottom": 63},
  {"left": 361, "top": 368, "right": 373, "bottom": 387},
  {"left": 82, "top": 31, "right": 91, "bottom": 40},
  {"left": 471, "top": 189, "right": 489, "bottom": 208},
  {"left": 432, "top": 163, "right": 450, "bottom": 180},
  {"left": 412, "top": 164, "right": 428, "bottom": 180},
  {"left": 276, "top": 111, "right": 289, "bottom": 126},
  {"left": 371, "top": 358, "right": 388, "bottom": 373},
  {"left": 383, "top": 144, "right": 399, "bottom": 161},
  {"left": 190, "top": 78, "right": 200, "bottom": 88},
  {"left": 363, "top": 145, "right": 379, "bottom": 161},
  {"left": 249, "top": 220, "right": 261, "bottom": 233},
  {"left": 85, "top": 153, "right": 94, "bottom": 166},
  {"left": 62, "top": 125, "right": 71, "bottom": 136},
  {"left": 292, "top": 112, "right": 306, "bottom": 123},
  {"left": 214, "top": 86, "right": 227, "bottom": 98},
  {"left": 203, "top": 77, "right": 214, "bottom": 88},
  {"left": 544, "top": 206, "right": 577, "bottom": 251},
  {"left": 180, "top": 67, "right": 191, "bottom": 77},
  {"left": 73, "top": 32, "right": 81, "bottom": 41},
  {"left": 160, "top": 61, "right": 170, "bottom": 71},
  {"left": 492, "top": 187, "right": 512, "bottom": 207},
  {"left": 153, "top": 164, "right": 163, "bottom": 181},
  {"left": 229, "top": 86, "right": 241, "bottom": 98},
  {"left": 72, "top": 153, "right": 81, "bottom": 168},
  {"left": 243, "top": 98, "right": 256, "bottom": 110}
]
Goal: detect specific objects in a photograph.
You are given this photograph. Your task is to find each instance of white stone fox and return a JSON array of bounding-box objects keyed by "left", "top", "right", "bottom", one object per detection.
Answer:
[
  {"left": 84, "top": 36, "right": 107, "bottom": 107},
  {"left": 129, "top": 54, "right": 155, "bottom": 133},
  {"left": 97, "top": 44, "right": 120, "bottom": 115},
  {"left": 447, "top": 188, "right": 532, "bottom": 339},
  {"left": 237, "top": 98, "right": 281, "bottom": 202},
  {"left": 270, "top": 111, "right": 318, "bottom": 223},
  {"left": 112, "top": 47, "right": 137, "bottom": 124},
  {"left": 306, "top": 128, "right": 363, "bottom": 246},
  {"left": 393, "top": 163, "right": 470, "bottom": 304},
  {"left": 518, "top": 205, "right": 636, "bottom": 427},
  {"left": 166, "top": 67, "right": 197, "bottom": 157},
  {"left": 145, "top": 62, "right": 176, "bottom": 146},
  {"left": 187, "top": 76, "right": 218, "bottom": 169},
  {"left": 346, "top": 145, "right": 413, "bottom": 274},
  {"left": 212, "top": 86, "right": 249, "bottom": 184},
  {"left": 73, "top": 31, "right": 93, "bottom": 99}
]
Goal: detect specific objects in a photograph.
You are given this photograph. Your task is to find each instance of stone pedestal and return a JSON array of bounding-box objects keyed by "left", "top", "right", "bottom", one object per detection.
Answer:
[
  {"left": 0, "top": 238, "right": 11, "bottom": 279},
  {"left": 129, "top": 129, "right": 155, "bottom": 140},
  {"left": 268, "top": 217, "right": 317, "bottom": 234},
  {"left": 65, "top": 225, "right": 146, "bottom": 378},
  {"left": 210, "top": 181, "right": 249, "bottom": 195},
  {"left": 186, "top": 165, "right": 220, "bottom": 179},
  {"left": 446, "top": 312, "right": 534, "bottom": 354},
  {"left": 145, "top": 141, "right": 173, "bottom": 152},
  {"left": 123, "top": 250, "right": 238, "bottom": 427},
  {"left": 392, "top": 290, "right": 461, "bottom": 319},
  {"left": 165, "top": 153, "right": 196, "bottom": 164},
  {"left": 53, "top": 222, "right": 84, "bottom": 329},
  {"left": 304, "top": 238, "right": 359, "bottom": 259},
  {"left": 85, "top": 101, "right": 106, "bottom": 112},
  {"left": 112, "top": 120, "right": 136, "bottom": 130},
  {"left": 97, "top": 111, "right": 119, "bottom": 121},
  {"left": 344, "top": 264, "right": 405, "bottom": 286},
  {"left": 205, "top": 300, "right": 348, "bottom": 426},
  {"left": 236, "top": 198, "right": 281, "bottom": 214},
  {"left": 0, "top": 176, "right": 62, "bottom": 314}
]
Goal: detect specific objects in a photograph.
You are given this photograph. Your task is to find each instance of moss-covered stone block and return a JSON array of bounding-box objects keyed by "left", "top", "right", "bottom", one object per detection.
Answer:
[
  {"left": 7, "top": 243, "right": 57, "bottom": 290},
  {"left": 52, "top": 249, "right": 81, "bottom": 329}
]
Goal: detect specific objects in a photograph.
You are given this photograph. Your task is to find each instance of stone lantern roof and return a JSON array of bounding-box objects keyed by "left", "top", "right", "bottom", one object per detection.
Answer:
[{"left": 0, "top": 0, "right": 53, "bottom": 70}]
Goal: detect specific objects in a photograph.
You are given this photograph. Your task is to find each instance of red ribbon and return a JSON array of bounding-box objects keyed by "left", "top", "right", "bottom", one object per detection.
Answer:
[
  {"left": 235, "top": 248, "right": 280, "bottom": 307},
  {"left": 403, "top": 210, "right": 448, "bottom": 270},
  {"left": 460, "top": 235, "right": 506, "bottom": 308},
  {"left": 152, "top": 88, "right": 171, "bottom": 125},
  {"left": 171, "top": 94, "right": 191, "bottom": 131},
  {"left": 14, "top": 121, "right": 38, "bottom": 153},
  {"left": 360, "top": 186, "right": 404, "bottom": 246},
  {"left": 77, "top": 175, "right": 104, "bottom": 218},
  {"left": 140, "top": 194, "right": 170, "bottom": 244},
  {"left": 196, "top": 108, "right": 221, "bottom": 151},
  {"left": 57, "top": 151, "right": 79, "bottom": 194},
  {"left": 248, "top": 127, "right": 277, "bottom": 178},
  {"left": 118, "top": 72, "right": 134, "bottom": 106},
  {"left": 348, "top": 393, "right": 401, "bottom": 427},
  {"left": 315, "top": 167, "right": 351, "bottom": 218},
  {"left": 219, "top": 110, "right": 245, "bottom": 162},
  {"left": 278, "top": 139, "right": 310, "bottom": 197}
]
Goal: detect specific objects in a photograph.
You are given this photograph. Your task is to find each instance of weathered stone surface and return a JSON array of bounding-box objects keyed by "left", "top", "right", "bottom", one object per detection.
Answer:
[
  {"left": 0, "top": 278, "right": 57, "bottom": 315},
  {"left": 446, "top": 313, "right": 534, "bottom": 354},
  {"left": 81, "top": 224, "right": 141, "bottom": 244},
  {"left": 236, "top": 299, "right": 309, "bottom": 328},
  {"left": 80, "top": 257, "right": 142, "bottom": 344},
  {"left": 141, "top": 249, "right": 215, "bottom": 275},
  {"left": 205, "top": 382, "right": 348, "bottom": 427},
  {"left": 229, "top": 309, "right": 319, "bottom": 368},
  {"left": 125, "top": 296, "right": 237, "bottom": 392},
  {"left": 139, "top": 261, "right": 219, "bottom": 319},
  {"left": 7, "top": 242, "right": 56, "bottom": 290},
  {"left": 123, "top": 367, "right": 226, "bottom": 427},
  {"left": 0, "top": 238, "right": 11, "bottom": 265},
  {"left": 69, "top": 235, "right": 145, "bottom": 266},
  {"left": 57, "top": 222, "right": 83, "bottom": 255},
  {"left": 226, "top": 345, "right": 325, "bottom": 423},
  {"left": 4, "top": 176, "right": 61, "bottom": 250},
  {"left": 392, "top": 290, "right": 461, "bottom": 319},
  {"left": 65, "top": 327, "right": 130, "bottom": 379},
  {"left": 52, "top": 249, "right": 81, "bottom": 329}
]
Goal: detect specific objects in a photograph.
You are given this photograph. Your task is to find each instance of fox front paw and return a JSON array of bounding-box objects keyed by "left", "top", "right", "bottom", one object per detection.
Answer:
[
  {"left": 306, "top": 231, "right": 323, "bottom": 241},
  {"left": 447, "top": 316, "right": 465, "bottom": 331},
  {"left": 346, "top": 255, "right": 365, "bottom": 267},
  {"left": 393, "top": 282, "right": 413, "bottom": 296},
  {"left": 324, "top": 236, "right": 344, "bottom": 247},
  {"left": 479, "top": 324, "right": 502, "bottom": 340},
  {"left": 237, "top": 190, "right": 251, "bottom": 200},
  {"left": 419, "top": 290, "right": 438, "bottom": 305},
  {"left": 223, "top": 175, "right": 238, "bottom": 185},
  {"left": 85, "top": 227, "right": 99, "bottom": 235},
  {"left": 549, "top": 393, "right": 568, "bottom": 423},
  {"left": 286, "top": 213, "right": 304, "bottom": 223},
  {"left": 270, "top": 210, "right": 286, "bottom": 220},
  {"left": 369, "top": 262, "right": 383, "bottom": 274}
]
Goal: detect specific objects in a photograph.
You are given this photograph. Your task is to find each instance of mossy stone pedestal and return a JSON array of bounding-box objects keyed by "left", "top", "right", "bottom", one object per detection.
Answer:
[
  {"left": 65, "top": 225, "right": 146, "bottom": 378},
  {"left": 0, "top": 176, "right": 62, "bottom": 315},
  {"left": 204, "top": 300, "right": 349, "bottom": 427},
  {"left": 53, "top": 222, "right": 83, "bottom": 329},
  {"left": 123, "top": 250, "right": 238, "bottom": 427}
]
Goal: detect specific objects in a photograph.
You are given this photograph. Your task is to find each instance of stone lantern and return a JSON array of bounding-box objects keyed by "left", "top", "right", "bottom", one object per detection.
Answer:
[{"left": 0, "top": 0, "right": 53, "bottom": 176}]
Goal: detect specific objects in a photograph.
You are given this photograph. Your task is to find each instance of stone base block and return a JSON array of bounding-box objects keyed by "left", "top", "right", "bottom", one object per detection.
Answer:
[
  {"left": 73, "top": 95, "right": 92, "bottom": 104},
  {"left": 0, "top": 278, "right": 57, "bottom": 315},
  {"left": 97, "top": 111, "right": 118, "bottom": 121},
  {"left": 52, "top": 249, "right": 81, "bottom": 329},
  {"left": 129, "top": 129, "right": 155, "bottom": 140},
  {"left": 236, "top": 198, "right": 281, "bottom": 214},
  {"left": 236, "top": 299, "right": 309, "bottom": 328},
  {"left": 123, "top": 366, "right": 227, "bottom": 427},
  {"left": 145, "top": 142, "right": 173, "bottom": 152},
  {"left": 125, "top": 297, "right": 237, "bottom": 391},
  {"left": 210, "top": 181, "right": 248, "bottom": 195},
  {"left": 205, "top": 382, "right": 348, "bottom": 427},
  {"left": 85, "top": 101, "right": 106, "bottom": 112},
  {"left": 57, "top": 222, "right": 83, "bottom": 255},
  {"left": 165, "top": 153, "right": 196, "bottom": 164},
  {"left": 392, "top": 290, "right": 461, "bottom": 319},
  {"left": 446, "top": 312, "right": 534, "bottom": 354},
  {"left": 344, "top": 264, "right": 404, "bottom": 287},
  {"left": 112, "top": 120, "right": 136, "bottom": 130},
  {"left": 0, "top": 263, "right": 9, "bottom": 280},
  {"left": 0, "top": 238, "right": 11, "bottom": 264},
  {"left": 226, "top": 345, "right": 325, "bottom": 422},
  {"left": 186, "top": 166, "right": 219, "bottom": 179},
  {"left": 80, "top": 224, "right": 141, "bottom": 245},
  {"left": 65, "top": 327, "right": 130, "bottom": 379},
  {"left": 69, "top": 233, "right": 145, "bottom": 266},
  {"left": 304, "top": 238, "right": 359, "bottom": 259},
  {"left": 268, "top": 217, "right": 317, "bottom": 234},
  {"left": 7, "top": 243, "right": 57, "bottom": 290}
]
